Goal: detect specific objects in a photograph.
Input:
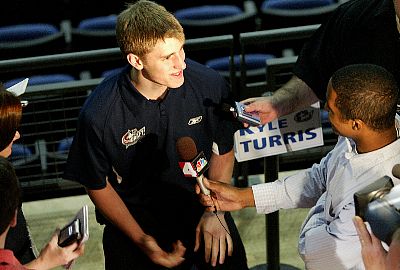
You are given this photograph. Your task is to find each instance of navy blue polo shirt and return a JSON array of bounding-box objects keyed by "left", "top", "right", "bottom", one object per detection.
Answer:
[
  {"left": 64, "top": 59, "right": 237, "bottom": 244},
  {"left": 294, "top": 0, "right": 400, "bottom": 100}
]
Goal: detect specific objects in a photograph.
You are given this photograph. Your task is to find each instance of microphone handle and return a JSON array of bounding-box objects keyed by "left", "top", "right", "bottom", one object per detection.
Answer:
[{"left": 197, "top": 174, "right": 210, "bottom": 195}]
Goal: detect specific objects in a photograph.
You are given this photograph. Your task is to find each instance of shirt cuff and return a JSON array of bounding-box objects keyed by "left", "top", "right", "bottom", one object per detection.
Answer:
[{"left": 252, "top": 183, "right": 278, "bottom": 214}]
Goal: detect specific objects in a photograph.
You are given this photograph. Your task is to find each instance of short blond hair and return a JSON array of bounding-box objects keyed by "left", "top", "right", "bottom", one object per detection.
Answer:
[{"left": 116, "top": 0, "right": 185, "bottom": 57}]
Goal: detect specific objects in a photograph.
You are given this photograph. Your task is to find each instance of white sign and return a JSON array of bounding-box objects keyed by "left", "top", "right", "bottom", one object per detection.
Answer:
[{"left": 234, "top": 102, "right": 324, "bottom": 162}]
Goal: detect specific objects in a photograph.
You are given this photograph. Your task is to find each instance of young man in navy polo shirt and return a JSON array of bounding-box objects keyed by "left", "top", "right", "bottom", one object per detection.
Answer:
[{"left": 64, "top": 0, "right": 248, "bottom": 269}]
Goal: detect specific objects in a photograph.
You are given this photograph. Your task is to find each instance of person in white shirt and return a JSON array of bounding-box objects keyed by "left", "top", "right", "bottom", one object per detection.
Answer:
[{"left": 198, "top": 64, "right": 400, "bottom": 270}]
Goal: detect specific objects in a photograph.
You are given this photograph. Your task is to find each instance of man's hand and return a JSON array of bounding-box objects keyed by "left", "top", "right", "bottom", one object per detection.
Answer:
[
  {"left": 241, "top": 96, "right": 279, "bottom": 125},
  {"left": 353, "top": 216, "right": 387, "bottom": 270},
  {"left": 138, "top": 234, "right": 186, "bottom": 268},
  {"left": 241, "top": 75, "right": 319, "bottom": 126},
  {"left": 194, "top": 211, "right": 233, "bottom": 267},
  {"left": 196, "top": 177, "right": 255, "bottom": 212}
]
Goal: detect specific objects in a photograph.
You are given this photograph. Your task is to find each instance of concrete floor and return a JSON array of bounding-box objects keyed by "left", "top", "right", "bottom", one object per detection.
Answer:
[{"left": 23, "top": 172, "right": 308, "bottom": 270}]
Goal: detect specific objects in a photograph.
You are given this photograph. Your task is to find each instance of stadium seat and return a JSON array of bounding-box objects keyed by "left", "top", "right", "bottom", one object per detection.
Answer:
[
  {"left": 260, "top": 0, "right": 339, "bottom": 29},
  {"left": 4, "top": 74, "right": 76, "bottom": 88},
  {"left": 69, "top": 15, "right": 118, "bottom": 51},
  {"left": 174, "top": 1, "right": 258, "bottom": 39},
  {"left": 101, "top": 66, "right": 125, "bottom": 78},
  {"left": 206, "top": 53, "right": 276, "bottom": 90},
  {"left": 47, "top": 136, "right": 74, "bottom": 161},
  {"left": 10, "top": 140, "right": 47, "bottom": 172},
  {"left": 0, "top": 23, "right": 67, "bottom": 60},
  {"left": 263, "top": 0, "right": 335, "bottom": 9}
]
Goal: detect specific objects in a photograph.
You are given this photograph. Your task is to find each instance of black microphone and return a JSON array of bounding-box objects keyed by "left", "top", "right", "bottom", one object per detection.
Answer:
[
  {"left": 176, "top": 136, "right": 210, "bottom": 195},
  {"left": 392, "top": 164, "right": 400, "bottom": 179}
]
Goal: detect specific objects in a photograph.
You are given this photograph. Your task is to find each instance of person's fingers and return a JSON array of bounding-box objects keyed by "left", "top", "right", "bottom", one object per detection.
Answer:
[
  {"left": 49, "top": 230, "right": 60, "bottom": 245},
  {"left": 240, "top": 97, "right": 257, "bottom": 105},
  {"left": 202, "top": 177, "right": 211, "bottom": 189},
  {"left": 353, "top": 216, "right": 371, "bottom": 245},
  {"left": 205, "top": 178, "right": 223, "bottom": 193},
  {"left": 173, "top": 240, "right": 186, "bottom": 257},
  {"left": 64, "top": 241, "right": 79, "bottom": 252},
  {"left": 225, "top": 233, "right": 233, "bottom": 257},
  {"left": 369, "top": 229, "right": 383, "bottom": 246},
  {"left": 210, "top": 235, "right": 219, "bottom": 267},
  {"left": 194, "top": 225, "right": 201, "bottom": 252},
  {"left": 218, "top": 237, "right": 226, "bottom": 265},
  {"left": 203, "top": 234, "right": 212, "bottom": 263},
  {"left": 75, "top": 244, "right": 85, "bottom": 256}
]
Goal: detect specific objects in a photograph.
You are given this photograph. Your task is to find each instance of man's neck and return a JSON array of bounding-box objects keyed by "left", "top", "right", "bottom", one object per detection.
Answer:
[
  {"left": 130, "top": 68, "right": 168, "bottom": 100},
  {"left": 355, "top": 126, "right": 398, "bottom": 153}
]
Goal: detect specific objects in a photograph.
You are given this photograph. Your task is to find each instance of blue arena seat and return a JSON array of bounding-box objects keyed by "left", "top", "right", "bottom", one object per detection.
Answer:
[
  {"left": 10, "top": 144, "right": 33, "bottom": 160},
  {"left": 260, "top": 0, "right": 339, "bottom": 29},
  {"left": 262, "top": 0, "right": 335, "bottom": 9},
  {"left": 77, "top": 14, "right": 117, "bottom": 30},
  {"left": 0, "top": 24, "right": 59, "bottom": 42},
  {"left": 4, "top": 74, "right": 75, "bottom": 88},
  {"left": 206, "top": 54, "right": 276, "bottom": 71},
  {"left": 70, "top": 15, "right": 118, "bottom": 51},
  {"left": 0, "top": 23, "right": 67, "bottom": 59},
  {"left": 206, "top": 53, "right": 276, "bottom": 100},
  {"left": 175, "top": 5, "right": 242, "bottom": 20},
  {"left": 101, "top": 67, "right": 125, "bottom": 78},
  {"left": 174, "top": 1, "right": 258, "bottom": 39},
  {"left": 46, "top": 136, "right": 74, "bottom": 161}
]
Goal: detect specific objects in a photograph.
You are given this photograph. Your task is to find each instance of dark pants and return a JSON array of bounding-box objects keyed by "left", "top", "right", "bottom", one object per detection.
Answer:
[
  {"left": 5, "top": 208, "right": 36, "bottom": 264},
  {"left": 102, "top": 212, "right": 248, "bottom": 270}
]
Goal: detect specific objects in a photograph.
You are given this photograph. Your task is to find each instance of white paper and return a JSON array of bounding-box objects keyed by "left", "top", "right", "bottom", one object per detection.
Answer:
[
  {"left": 6, "top": 78, "right": 29, "bottom": 96},
  {"left": 234, "top": 102, "right": 324, "bottom": 162}
]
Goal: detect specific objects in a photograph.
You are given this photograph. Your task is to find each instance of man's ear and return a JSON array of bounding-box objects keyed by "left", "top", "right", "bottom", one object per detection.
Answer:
[
  {"left": 10, "top": 209, "right": 17, "bottom": 228},
  {"left": 351, "top": 119, "right": 364, "bottom": 131},
  {"left": 126, "top": 53, "right": 143, "bottom": 70}
]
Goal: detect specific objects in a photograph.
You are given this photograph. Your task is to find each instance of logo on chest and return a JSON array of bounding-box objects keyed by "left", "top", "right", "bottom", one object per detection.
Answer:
[
  {"left": 188, "top": 116, "right": 202, "bottom": 125},
  {"left": 122, "top": 127, "right": 145, "bottom": 149}
]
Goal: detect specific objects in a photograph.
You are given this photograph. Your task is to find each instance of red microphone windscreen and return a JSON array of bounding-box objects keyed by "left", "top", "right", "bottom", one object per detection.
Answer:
[{"left": 176, "top": 137, "right": 198, "bottom": 161}]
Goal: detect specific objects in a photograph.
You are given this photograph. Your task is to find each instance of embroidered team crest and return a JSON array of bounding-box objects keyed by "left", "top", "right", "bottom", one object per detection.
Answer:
[
  {"left": 188, "top": 116, "right": 202, "bottom": 125},
  {"left": 122, "top": 127, "right": 145, "bottom": 149}
]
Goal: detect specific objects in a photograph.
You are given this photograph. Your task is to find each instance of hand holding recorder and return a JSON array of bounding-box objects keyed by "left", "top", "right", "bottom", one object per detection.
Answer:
[
  {"left": 57, "top": 205, "right": 89, "bottom": 269},
  {"left": 24, "top": 205, "right": 87, "bottom": 270}
]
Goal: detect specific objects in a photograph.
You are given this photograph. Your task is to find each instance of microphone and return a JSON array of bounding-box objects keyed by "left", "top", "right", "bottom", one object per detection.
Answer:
[
  {"left": 176, "top": 136, "right": 210, "bottom": 195},
  {"left": 392, "top": 164, "right": 400, "bottom": 179}
]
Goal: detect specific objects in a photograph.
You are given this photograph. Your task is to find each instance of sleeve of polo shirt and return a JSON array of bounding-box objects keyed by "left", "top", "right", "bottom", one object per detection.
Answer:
[
  {"left": 252, "top": 153, "right": 330, "bottom": 213},
  {"left": 212, "top": 76, "right": 242, "bottom": 155},
  {"left": 293, "top": 6, "right": 346, "bottom": 100},
  {"left": 64, "top": 108, "right": 110, "bottom": 190}
]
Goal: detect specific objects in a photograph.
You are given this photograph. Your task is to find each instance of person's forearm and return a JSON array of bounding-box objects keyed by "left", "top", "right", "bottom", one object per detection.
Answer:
[
  {"left": 208, "top": 149, "right": 235, "bottom": 185},
  {"left": 238, "top": 187, "right": 255, "bottom": 208},
  {"left": 272, "top": 75, "right": 319, "bottom": 117},
  {"left": 87, "top": 180, "right": 146, "bottom": 245}
]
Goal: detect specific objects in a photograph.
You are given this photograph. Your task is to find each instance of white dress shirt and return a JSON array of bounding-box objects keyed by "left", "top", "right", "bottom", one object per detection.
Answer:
[{"left": 252, "top": 121, "right": 400, "bottom": 269}]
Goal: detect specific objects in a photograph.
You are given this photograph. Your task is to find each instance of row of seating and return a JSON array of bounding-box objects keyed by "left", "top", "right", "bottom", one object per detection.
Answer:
[
  {"left": 0, "top": 0, "right": 343, "bottom": 61},
  {"left": 1, "top": 24, "right": 320, "bottom": 102}
]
